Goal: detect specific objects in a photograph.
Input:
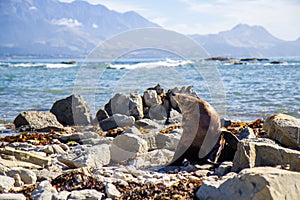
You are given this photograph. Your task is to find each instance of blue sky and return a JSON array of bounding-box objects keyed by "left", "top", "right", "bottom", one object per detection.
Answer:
[{"left": 60, "top": 0, "right": 300, "bottom": 41}]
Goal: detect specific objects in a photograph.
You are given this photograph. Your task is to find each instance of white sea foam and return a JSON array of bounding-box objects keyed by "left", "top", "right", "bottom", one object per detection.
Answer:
[
  {"left": 8, "top": 63, "right": 45, "bottom": 68},
  {"left": 108, "top": 59, "right": 193, "bottom": 70},
  {"left": 45, "top": 63, "right": 76, "bottom": 68}
]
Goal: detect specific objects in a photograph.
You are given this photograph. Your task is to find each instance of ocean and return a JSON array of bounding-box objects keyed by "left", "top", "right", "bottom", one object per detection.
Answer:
[{"left": 0, "top": 58, "right": 300, "bottom": 123}]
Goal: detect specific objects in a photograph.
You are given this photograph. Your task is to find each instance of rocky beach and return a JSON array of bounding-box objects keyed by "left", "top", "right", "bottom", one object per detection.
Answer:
[{"left": 0, "top": 84, "right": 300, "bottom": 200}]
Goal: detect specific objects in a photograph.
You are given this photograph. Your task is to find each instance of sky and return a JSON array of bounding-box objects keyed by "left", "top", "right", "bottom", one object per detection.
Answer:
[{"left": 60, "top": 0, "right": 300, "bottom": 41}]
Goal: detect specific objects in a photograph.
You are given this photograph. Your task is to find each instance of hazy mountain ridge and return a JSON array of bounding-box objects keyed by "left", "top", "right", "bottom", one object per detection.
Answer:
[
  {"left": 0, "top": 0, "right": 159, "bottom": 57},
  {"left": 0, "top": 0, "right": 299, "bottom": 57},
  {"left": 191, "top": 24, "right": 300, "bottom": 57}
]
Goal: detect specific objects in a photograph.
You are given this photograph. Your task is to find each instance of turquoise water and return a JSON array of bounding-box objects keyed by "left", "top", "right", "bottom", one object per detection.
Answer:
[{"left": 0, "top": 58, "right": 299, "bottom": 122}]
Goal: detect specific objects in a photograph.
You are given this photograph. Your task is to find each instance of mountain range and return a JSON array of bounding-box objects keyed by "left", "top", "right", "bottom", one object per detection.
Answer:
[{"left": 1, "top": 0, "right": 299, "bottom": 58}]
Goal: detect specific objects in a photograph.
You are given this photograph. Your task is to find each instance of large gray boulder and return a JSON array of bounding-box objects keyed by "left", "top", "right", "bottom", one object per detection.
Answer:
[
  {"left": 110, "top": 133, "right": 148, "bottom": 163},
  {"left": 263, "top": 113, "right": 300, "bottom": 149},
  {"left": 104, "top": 93, "right": 144, "bottom": 120},
  {"left": 14, "top": 111, "right": 63, "bottom": 132},
  {"left": 232, "top": 138, "right": 300, "bottom": 172},
  {"left": 50, "top": 94, "right": 92, "bottom": 126},
  {"left": 196, "top": 167, "right": 300, "bottom": 200}
]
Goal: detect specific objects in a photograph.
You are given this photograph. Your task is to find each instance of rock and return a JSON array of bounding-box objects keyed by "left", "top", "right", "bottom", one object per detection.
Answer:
[
  {"left": 156, "top": 133, "right": 181, "bottom": 151},
  {"left": 196, "top": 167, "right": 300, "bottom": 200},
  {"left": 99, "top": 114, "right": 135, "bottom": 131},
  {"left": 169, "top": 94, "right": 221, "bottom": 165},
  {"left": 138, "top": 132, "right": 158, "bottom": 150},
  {"left": 59, "top": 131, "right": 100, "bottom": 144},
  {"left": 0, "top": 146, "right": 51, "bottom": 167},
  {"left": 263, "top": 113, "right": 300, "bottom": 149},
  {"left": 50, "top": 94, "right": 92, "bottom": 126},
  {"left": 130, "top": 149, "right": 174, "bottom": 168},
  {"left": 124, "top": 126, "right": 142, "bottom": 135},
  {"left": 95, "top": 108, "right": 109, "bottom": 123},
  {"left": 13, "top": 173, "right": 24, "bottom": 187},
  {"left": 0, "top": 175, "right": 14, "bottom": 192},
  {"left": 215, "top": 161, "right": 233, "bottom": 176},
  {"left": 0, "top": 163, "right": 9, "bottom": 175},
  {"left": 106, "top": 183, "right": 121, "bottom": 199},
  {"left": 58, "top": 144, "right": 110, "bottom": 168},
  {"left": 129, "top": 93, "right": 144, "bottom": 120},
  {"left": 148, "top": 104, "right": 168, "bottom": 121},
  {"left": 68, "top": 189, "right": 104, "bottom": 200},
  {"left": 110, "top": 133, "right": 148, "bottom": 163},
  {"left": 0, "top": 193, "right": 26, "bottom": 200},
  {"left": 167, "top": 109, "right": 183, "bottom": 124},
  {"left": 31, "top": 180, "right": 57, "bottom": 200},
  {"left": 13, "top": 111, "right": 63, "bottom": 132},
  {"left": 135, "top": 119, "right": 161, "bottom": 129},
  {"left": 52, "top": 190, "right": 70, "bottom": 200},
  {"left": 232, "top": 139, "right": 300, "bottom": 172},
  {"left": 7, "top": 167, "right": 37, "bottom": 184},
  {"left": 143, "top": 90, "right": 162, "bottom": 107},
  {"left": 105, "top": 93, "right": 130, "bottom": 116}
]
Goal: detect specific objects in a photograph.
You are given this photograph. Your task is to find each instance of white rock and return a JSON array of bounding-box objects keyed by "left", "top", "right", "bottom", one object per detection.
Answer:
[
  {"left": 58, "top": 144, "right": 110, "bottom": 168},
  {"left": 52, "top": 190, "right": 70, "bottom": 200},
  {"left": 0, "top": 193, "right": 26, "bottom": 200},
  {"left": 68, "top": 189, "right": 104, "bottom": 200},
  {"left": 31, "top": 180, "right": 57, "bottom": 200},
  {"left": 8, "top": 167, "right": 37, "bottom": 184},
  {"left": 0, "top": 175, "right": 14, "bottom": 192},
  {"left": 196, "top": 167, "right": 300, "bottom": 200},
  {"left": 105, "top": 183, "right": 121, "bottom": 199},
  {"left": 110, "top": 133, "right": 148, "bottom": 163}
]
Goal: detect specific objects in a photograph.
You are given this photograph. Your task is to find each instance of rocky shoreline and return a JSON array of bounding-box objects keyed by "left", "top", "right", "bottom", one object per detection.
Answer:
[{"left": 0, "top": 84, "right": 300, "bottom": 199}]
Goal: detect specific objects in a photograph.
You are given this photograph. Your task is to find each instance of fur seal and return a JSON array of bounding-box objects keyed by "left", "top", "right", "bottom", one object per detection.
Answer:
[{"left": 169, "top": 94, "right": 221, "bottom": 165}]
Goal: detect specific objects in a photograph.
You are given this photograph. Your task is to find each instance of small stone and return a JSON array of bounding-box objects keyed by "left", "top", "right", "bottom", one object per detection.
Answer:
[
  {"left": 106, "top": 183, "right": 121, "bottom": 199},
  {"left": 69, "top": 189, "right": 104, "bottom": 200},
  {"left": 13, "top": 174, "right": 24, "bottom": 186},
  {"left": 0, "top": 175, "right": 15, "bottom": 192},
  {"left": 52, "top": 190, "right": 70, "bottom": 200}
]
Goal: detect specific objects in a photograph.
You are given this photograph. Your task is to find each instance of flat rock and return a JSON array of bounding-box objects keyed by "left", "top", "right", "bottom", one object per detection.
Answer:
[
  {"left": 68, "top": 189, "right": 104, "bottom": 200},
  {"left": 110, "top": 133, "right": 148, "bottom": 163},
  {"left": 13, "top": 111, "right": 63, "bottom": 132},
  {"left": 50, "top": 94, "right": 92, "bottom": 126},
  {"left": 0, "top": 175, "right": 14, "bottom": 192},
  {"left": 0, "top": 193, "right": 26, "bottom": 200},
  {"left": 263, "top": 113, "right": 300, "bottom": 149},
  {"left": 232, "top": 139, "right": 300, "bottom": 172},
  {"left": 196, "top": 167, "right": 300, "bottom": 200},
  {"left": 135, "top": 119, "right": 161, "bottom": 129},
  {"left": 99, "top": 114, "right": 135, "bottom": 131},
  {"left": 0, "top": 146, "right": 51, "bottom": 167},
  {"left": 58, "top": 144, "right": 110, "bottom": 168}
]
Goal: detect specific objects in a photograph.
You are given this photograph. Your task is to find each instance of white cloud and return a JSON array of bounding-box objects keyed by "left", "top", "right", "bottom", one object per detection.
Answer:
[
  {"left": 29, "top": 6, "right": 37, "bottom": 10},
  {"left": 52, "top": 18, "right": 82, "bottom": 28}
]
